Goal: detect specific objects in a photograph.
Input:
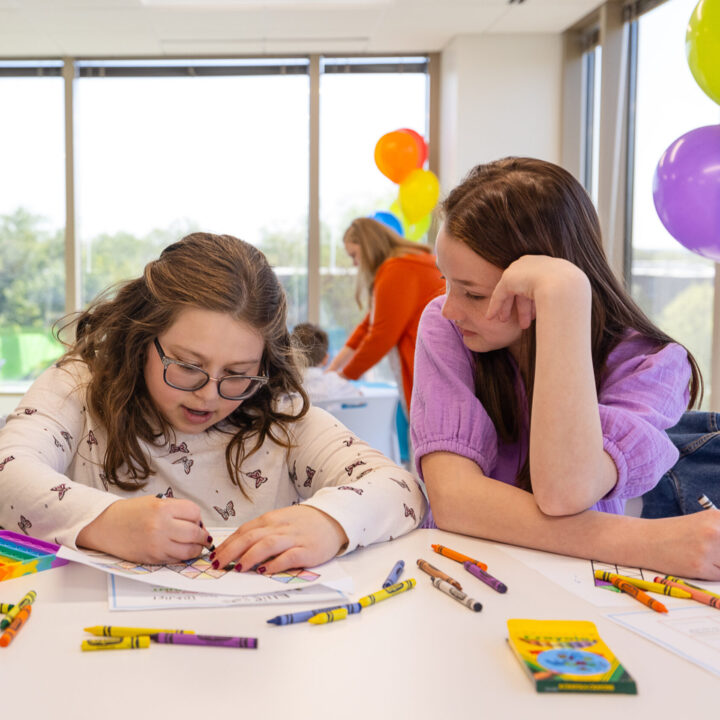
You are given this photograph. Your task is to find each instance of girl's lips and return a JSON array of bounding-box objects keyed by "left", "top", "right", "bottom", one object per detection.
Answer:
[{"left": 181, "top": 406, "right": 213, "bottom": 424}]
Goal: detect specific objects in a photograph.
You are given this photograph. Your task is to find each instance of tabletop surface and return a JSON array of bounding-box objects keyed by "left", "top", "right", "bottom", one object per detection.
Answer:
[{"left": 1, "top": 528, "right": 716, "bottom": 718}]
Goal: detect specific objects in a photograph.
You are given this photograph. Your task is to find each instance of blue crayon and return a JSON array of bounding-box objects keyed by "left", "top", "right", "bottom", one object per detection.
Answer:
[
  {"left": 382, "top": 560, "right": 405, "bottom": 589},
  {"left": 267, "top": 602, "right": 362, "bottom": 626}
]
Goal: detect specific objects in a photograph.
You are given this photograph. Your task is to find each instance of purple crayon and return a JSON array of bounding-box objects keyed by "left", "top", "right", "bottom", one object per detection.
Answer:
[
  {"left": 150, "top": 633, "right": 258, "bottom": 649},
  {"left": 463, "top": 561, "right": 507, "bottom": 593}
]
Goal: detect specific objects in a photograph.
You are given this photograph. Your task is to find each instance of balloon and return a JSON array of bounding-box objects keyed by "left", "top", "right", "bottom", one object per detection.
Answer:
[
  {"left": 399, "top": 128, "right": 428, "bottom": 167},
  {"left": 370, "top": 211, "right": 404, "bottom": 236},
  {"left": 398, "top": 169, "right": 440, "bottom": 223},
  {"left": 652, "top": 124, "right": 720, "bottom": 261},
  {"left": 389, "top": 200, "right": 432, "bottom": 241},
  {"left": 374, "top": 130, "right": 422, "bottom": 184},
  {"left": 686, "top": 0, "right": 720, "bottom": 105}
]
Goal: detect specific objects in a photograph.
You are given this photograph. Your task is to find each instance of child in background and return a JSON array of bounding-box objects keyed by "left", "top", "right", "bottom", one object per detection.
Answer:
[
  {"left": 0, "top": 233, "right": 425, "bottom": 572},
  {"left": 291, "top": 322, "right": 363, "bottom": 402},
  {"left": 412, "top": 157, "right": 720, "bottom": 580}
]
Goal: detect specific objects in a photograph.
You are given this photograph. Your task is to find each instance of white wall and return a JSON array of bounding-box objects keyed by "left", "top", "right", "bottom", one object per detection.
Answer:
[{"left": 439, "top": 33, "right": 563, "bottom": 192}]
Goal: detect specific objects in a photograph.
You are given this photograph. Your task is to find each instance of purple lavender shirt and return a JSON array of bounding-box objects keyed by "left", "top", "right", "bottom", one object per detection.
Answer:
[{"left": 411, "top": 296, "right": 691, "bottom": 519}]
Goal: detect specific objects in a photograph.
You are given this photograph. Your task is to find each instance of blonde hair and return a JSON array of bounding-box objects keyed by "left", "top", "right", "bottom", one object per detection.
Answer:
[{"left": 343, "top": 217, "right": 433, "bottom": 308}]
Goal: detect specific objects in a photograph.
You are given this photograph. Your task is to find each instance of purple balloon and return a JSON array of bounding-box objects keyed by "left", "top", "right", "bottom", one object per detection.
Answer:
[{"left": 653, "top": 124, "right": 720, "bottom": 261}]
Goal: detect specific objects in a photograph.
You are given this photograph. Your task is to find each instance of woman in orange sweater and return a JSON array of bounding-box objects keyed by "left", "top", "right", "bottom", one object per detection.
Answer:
[{"left": 327, "top": 217, "right": 445, "bottom": 411}]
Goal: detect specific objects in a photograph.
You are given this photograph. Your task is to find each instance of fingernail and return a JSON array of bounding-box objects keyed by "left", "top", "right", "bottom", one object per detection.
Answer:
[
  {"left": 207, "top": 535, "right": 213, "bottom": 543},
  {"left": 234, "top": 563, "right": 243, "bottom": 572},
  {"left": 257, "top": 565, "right": 266, "bottom": 574},
  {"left": 209, "top": 551, "right": 216, "bottom": 560},
  {"left": 212, "top": 560, "right": 219, "bottom": 569}
]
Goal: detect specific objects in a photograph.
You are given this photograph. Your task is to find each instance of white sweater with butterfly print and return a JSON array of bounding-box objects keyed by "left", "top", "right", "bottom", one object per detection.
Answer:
[{"left": 0, "top": 361, "right": 426, "bottom": 551}]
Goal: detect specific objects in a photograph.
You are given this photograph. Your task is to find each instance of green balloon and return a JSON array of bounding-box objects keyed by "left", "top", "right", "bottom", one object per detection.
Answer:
[{"left": 686, "top": 0, "right": 720, "bottom": 105}]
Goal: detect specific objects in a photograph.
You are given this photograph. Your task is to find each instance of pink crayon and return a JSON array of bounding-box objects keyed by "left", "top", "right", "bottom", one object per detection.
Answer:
[{"left": 150, "top": 633, "right": 258, "bottom": 648}]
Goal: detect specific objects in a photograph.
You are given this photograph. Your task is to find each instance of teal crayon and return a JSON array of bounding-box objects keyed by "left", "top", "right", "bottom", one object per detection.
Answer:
[
  {"left": 267, "top": 602, "right": 362, "bottom": 626},
  {"left": 0, "top": 590, "right": 36, "bottom": 630}
]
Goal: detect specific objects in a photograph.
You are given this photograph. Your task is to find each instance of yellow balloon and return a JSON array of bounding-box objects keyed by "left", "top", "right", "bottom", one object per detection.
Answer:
[
  {"left": 398, "top": 169, "right": 440, "bottom": 223},
  {"left": 686, "top": 0, "right": 720, "bottom": 105},
  {"left": 389, "top": 199, "right": 432, "bottom": 241}
]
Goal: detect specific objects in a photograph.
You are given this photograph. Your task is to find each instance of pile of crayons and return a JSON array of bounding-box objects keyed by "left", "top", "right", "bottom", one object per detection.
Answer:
[
  {"left": 81, "top": 626, "right": 258, "bottom": 651},
  {"left": 594, "top": 570, "right": 720, "bottom": 613},
  {"left": 0, "top": 589, "right": 37, "bottom": 647},
  {"left": 415, "top": 544, "right": 508, "bottom": 613}
]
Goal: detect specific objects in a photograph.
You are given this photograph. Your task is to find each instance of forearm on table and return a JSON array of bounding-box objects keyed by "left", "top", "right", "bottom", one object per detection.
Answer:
[
  {"left": 422, "top": 452, "right": 643, "bottom": 566},
  {"left": 529, "top": 282, "right": 616, "bottom": 513}
]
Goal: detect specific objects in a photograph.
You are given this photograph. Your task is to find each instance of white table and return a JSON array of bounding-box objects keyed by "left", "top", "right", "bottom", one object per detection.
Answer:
[{"left": 1, "top": 529, "right": 715, "bottom": 718}]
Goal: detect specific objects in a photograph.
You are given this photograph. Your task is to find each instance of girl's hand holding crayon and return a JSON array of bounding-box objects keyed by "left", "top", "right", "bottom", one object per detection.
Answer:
[
  {"left": 211, "top": 504, "right": 349, "bottom": 574},
  {"left": 77, "top": 495, "right": 211, "bottom": 564}
]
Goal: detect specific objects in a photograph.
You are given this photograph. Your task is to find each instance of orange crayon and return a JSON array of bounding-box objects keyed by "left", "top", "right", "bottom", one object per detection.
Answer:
[
  {"left": 654, "top": 577, "right": 720, "bottom": 610},
  {"left": 431, "top": 544, "right": 487, "bottom": 571},
  {"left": 609, "top": 576, "right": 667, "bottom": 613},
  {"left": 0, "top": 605, "right": 32, "bottom": 647}
]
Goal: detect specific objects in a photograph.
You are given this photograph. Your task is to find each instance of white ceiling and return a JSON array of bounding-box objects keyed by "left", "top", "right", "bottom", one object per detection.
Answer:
[{"left": 0, "top": 0, "right": 604, "bottom": 57}]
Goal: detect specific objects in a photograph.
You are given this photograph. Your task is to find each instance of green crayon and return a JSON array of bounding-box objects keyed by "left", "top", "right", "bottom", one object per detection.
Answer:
[{"left": 0, "top": 590, "right": 36, "bottom": 630}]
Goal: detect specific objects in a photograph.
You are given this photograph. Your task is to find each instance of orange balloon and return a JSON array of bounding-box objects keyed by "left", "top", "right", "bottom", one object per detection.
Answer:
[
  {"left": 399, "top": 128, "right": 428, "bottom": 167},
  {"left": 374, "top": 130, "right": 422, "bottom": 184}
]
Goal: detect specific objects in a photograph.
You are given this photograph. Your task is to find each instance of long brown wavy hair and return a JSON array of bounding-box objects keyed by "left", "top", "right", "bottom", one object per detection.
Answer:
[
  {"left": 441, "top": 157, "right": 703, "bottom": 491},
  {"left": 56, "top": 232, "right": 309, "bottom": 494},
  {"left": 344, "top": 217, "right": 433, "bottom": 308}
]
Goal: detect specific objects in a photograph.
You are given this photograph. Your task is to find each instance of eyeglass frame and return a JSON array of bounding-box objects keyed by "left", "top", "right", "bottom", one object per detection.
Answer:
[{"left": 153, "top": 338, "right": 269, "bottom": 401}]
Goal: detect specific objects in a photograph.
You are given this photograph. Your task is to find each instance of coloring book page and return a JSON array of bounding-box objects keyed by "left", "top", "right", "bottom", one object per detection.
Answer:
[{"left": 58, "top": 528, "right": 351, "bottom": 596}]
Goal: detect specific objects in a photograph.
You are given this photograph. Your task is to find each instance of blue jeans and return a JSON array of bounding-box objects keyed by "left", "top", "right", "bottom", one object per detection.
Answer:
[{"left": 641, "top": 411, "right": 720, "bottom": 518}]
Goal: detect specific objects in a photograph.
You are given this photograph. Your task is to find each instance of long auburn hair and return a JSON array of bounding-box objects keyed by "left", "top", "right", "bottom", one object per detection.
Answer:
[
  {"left": 442, "top": 157, "right": 703, "bottom": 491},
  {"left": 56, "top": 232, "right": 309, "bottom": 493},
  {"left": 344, "top": 217, "right": 433, "bottom": 308}
]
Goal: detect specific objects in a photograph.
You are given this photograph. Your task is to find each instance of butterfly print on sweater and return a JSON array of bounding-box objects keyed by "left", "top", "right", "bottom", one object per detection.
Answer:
[
  {"left": 50, "top": 483, "right": 70, "bottom": 500},
  {"left": 86, "top": 430, "right": 98, "bottom": 450},
  {"left": 345, "top": 460, "right": 367, "bottom": 476},
  {"left": 338, "top": 485, "right": 363, "bottom": 496},
  {"left": 389, "top": 477, "right": 410, "bottom": 491},
  {"left": 214, "top": 501, "right": 235, "bottom": 521},
  {"left": 246, "top": 469, "right": 268, "bottom": 489},
  {"left": 304, "top": 466, "right": 316, "bottom": 488},
  {"left": 403, "top": 503, "right": 416, "bottom": 522},
  {"left": 60, "top": 431, "right": 73, "bottom": 449},
  {"left": 0, "top": 456, "right": 15, "bottom": 471},
  {"left": 169, "top": 442, "right": 189, "bottom": 454},
  {"left": 18, "top": 515, "right": 32, "bottom": 534},
  {"left": 172, "top": 456, "right": 194, "bottom": 474}
]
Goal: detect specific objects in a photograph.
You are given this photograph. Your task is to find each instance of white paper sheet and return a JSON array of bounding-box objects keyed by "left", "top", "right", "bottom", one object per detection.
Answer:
[
  {"left": 58, "top": 529, "right": 352, "bottom": 597},
  {"left": 606, "top": 605, "right": 720, "bottom": 677},
  {"left": 107, "top": 573, "right": 347, "bottom": 611}
]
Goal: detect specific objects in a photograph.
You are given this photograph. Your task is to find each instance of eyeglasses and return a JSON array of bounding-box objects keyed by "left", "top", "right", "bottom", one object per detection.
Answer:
[{"left": 154, "top": 338, "right": 268, "bottom": 401}]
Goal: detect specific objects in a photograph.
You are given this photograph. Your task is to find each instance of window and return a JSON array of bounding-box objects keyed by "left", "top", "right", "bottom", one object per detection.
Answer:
[
  {"left": 581, "top": 42, "right": 602, "bottom": 206},
  {"left": 318, "top": 57, "right": 429, "bottom": 375},
  {"left": 629, "top": 0, "right": 720, "bottom": 407},
  {"left": 0, "top": 63, "right": 65, "bottom": 384}
]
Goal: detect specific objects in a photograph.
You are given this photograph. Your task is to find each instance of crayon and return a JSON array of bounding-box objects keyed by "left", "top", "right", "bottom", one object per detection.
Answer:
[
  {"left": 463, "top": 561, "right": 507, "bottom": 593},
  {"left": 150, "top": 633, "right": 258, "bottom": 648},
  {"left": 431, "top": 544, "right": 487, "bottom": 571},
  {"left": 266, "top": 603, "right": 362, "bottom": 625},
  {"left": 0, "top": 603, "right": 14, "bottom": 614},
  {"left": 608, "top": 575, "right": 667, "bottom": 613},
  {"left": 81, "top": 636, "right": 150, "bottom": 651},
  {"left": 382, "top": 560, "right": 405, "bottom": 588},
  {"left": 698, "top": 494, "right": 718, "bottom": 510},
  {"left": 593, "top": 570, "right": 692, "bottom": 598},
  {"left": 0, "top": 605, "right": 32, "bottom": 647},
  {"left": 417, "top": 558, "right": 463, "bottom": 590},
  {"left": 308, "top": 608, "right": 350, "bottom": 624},
  {"left": 0, "top": 590, "right": 36, "bottom": 630},
  {"left": 83, "top": 625, "right": 195, "bottom": 637},
  {"left": 663, "top": 575, "right": 720, "bottom": 600},
  {"left": 430, "top": 577, "right": 482, "bottom": 612},
  {"left": 654, "top": 577, "right": 720, "bottom": 610},
  {"left": 358, "top": 578, "right": 416, "bottom": 607}
]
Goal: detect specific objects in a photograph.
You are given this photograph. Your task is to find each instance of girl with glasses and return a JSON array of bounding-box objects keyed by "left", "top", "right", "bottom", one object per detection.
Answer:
[{"left": 0, "top": 233, "right": 426, "bottom": 571}]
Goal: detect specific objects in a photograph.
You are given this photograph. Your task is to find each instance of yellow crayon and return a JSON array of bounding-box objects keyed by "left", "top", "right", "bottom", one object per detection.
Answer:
[
  {"left": 664, "top": 576, "right": 720, "bottom": 600},
  {"left": 308, "top": 608, "right": 349, "bottom": 624},
  {"left": 81, "top": 636, "right": 151, "bottom": 651},
  {"left": 0, "top": 590, "right": 37, "bottom": 630},
  {"left": 594, "top": 571, "right": 692, "bottom": 598},
  {"left": 358, "top": 578, "right": 416, "bottom": 608},
  {"left": 0, "top": 603, "right": 15, "bottom": 614},
  {"left": 83, "top": 626, "right": 195, "bottom": 637}
]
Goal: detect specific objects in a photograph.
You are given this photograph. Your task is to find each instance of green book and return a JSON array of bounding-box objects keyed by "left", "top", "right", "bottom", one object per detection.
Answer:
[{"left": 507, "top": 619, "right": 637, "bottom": 694}]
